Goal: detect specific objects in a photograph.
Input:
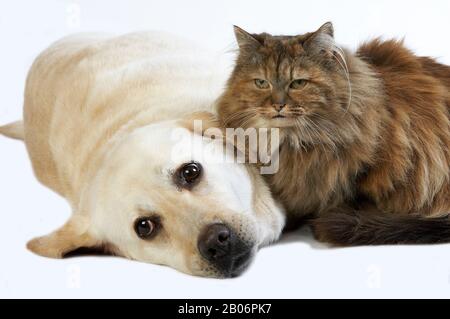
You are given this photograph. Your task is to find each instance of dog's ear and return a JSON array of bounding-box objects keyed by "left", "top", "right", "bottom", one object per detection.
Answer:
[{"left": 27, "top": 215, "right": 98, "bottom": 259}]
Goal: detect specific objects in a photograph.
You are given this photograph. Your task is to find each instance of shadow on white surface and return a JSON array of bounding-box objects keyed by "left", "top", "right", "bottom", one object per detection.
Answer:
[{"left": 278, "top": 227, "right": 329, "bottom": 250}]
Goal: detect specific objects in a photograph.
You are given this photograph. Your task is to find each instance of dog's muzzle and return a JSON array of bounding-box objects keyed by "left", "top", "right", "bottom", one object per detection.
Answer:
[{"left": 197, "top": 223, "right": 253, "bottom": 277}]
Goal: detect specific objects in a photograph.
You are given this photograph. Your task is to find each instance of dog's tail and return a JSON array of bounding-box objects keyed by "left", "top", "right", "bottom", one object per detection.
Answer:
[
  {"left": 311, "top": 209, "right": 450, "bottom": 246},
  {"left": 0, "top": 121, "right": 24, "bottom": 141}
]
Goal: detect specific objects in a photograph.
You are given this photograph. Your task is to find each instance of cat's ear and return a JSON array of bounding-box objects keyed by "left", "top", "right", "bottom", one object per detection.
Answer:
[
  {"left": 304, "top": 22, "right": 336, "bottom": 57},
  {"left": 27, "top": 215, "right": 99, "bottom": 258},
  {"left": 315, "top": 22, "right": 334, "bottom": 38},
  {"left": 233, "top": 25, "right": 262, "bottom": 50}
]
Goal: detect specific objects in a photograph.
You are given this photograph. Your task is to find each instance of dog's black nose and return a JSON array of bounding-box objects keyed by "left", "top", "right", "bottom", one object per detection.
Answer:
[{"left": 198, "top": 224, "right": 253, "bottom": 277}]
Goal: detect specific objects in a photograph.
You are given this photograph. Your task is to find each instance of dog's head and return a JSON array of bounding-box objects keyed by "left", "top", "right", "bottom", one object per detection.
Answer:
[{"left": 27, "top": 115, "right": 285, "bottom": 278}]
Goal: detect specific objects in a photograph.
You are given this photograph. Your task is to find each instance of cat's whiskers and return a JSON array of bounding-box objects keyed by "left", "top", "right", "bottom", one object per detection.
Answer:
[
  {"left": 305, "top": 117, "right": 339, "bottom": 156},
  {"left": 239, "top": 112, "right": 259, "bottom": 130},
  {"left": 331, "top": 49, "right": 353, "bottom": 114},
  {"left": 297, "top": 118, "right": 317, "bottom": 148},
  {"left": 301, "top": 118, "right": 332, "bottom": 163},
  {"left": 310, "top": 113, "right": 346, "bottom": 146},
  {"left": 222, "top": 108, "right": 257, "bottom": 127},
  {"left": 292, "top": 120, "right": 308, "bottom": 152},
  {"left": 222, "top": 108, "right": 255, "bottom": 123}
]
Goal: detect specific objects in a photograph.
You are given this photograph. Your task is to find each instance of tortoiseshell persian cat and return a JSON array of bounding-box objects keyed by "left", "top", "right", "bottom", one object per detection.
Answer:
[{"left": 217, "top": 22, "right": 450, "bottom": 246}]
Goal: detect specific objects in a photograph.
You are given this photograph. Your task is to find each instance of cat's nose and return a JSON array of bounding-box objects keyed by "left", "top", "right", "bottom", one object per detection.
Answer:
[{"left": 273, "top": 104, "right": 286, "bottom": 112}]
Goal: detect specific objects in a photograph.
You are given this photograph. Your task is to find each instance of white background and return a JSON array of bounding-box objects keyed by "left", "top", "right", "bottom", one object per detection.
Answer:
[{"left": 1, "top": 0, "right": 450, "bottom": 299}]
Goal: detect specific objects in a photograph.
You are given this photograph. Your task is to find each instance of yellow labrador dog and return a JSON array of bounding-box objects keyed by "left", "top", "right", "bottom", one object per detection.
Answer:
[{"left": 0, "top": 32, "right": 285, "bottom": 278}]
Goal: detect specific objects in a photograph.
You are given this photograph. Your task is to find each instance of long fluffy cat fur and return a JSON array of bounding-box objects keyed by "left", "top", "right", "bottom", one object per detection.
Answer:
[{"left": 216, "top": 23, "right": 450, "bottom": 246}]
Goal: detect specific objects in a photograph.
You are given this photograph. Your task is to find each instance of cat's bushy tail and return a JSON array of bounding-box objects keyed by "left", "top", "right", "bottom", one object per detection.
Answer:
[
  {"left": 311, "top": 209, "right": 450, "bottom": 246},
  {"left": 0, "top": 121, "right": 24, "bottom": 141}
]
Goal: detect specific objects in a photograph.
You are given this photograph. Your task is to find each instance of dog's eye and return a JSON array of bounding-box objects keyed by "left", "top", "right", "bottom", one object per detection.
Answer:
[
  {"left": 289, "top": 79, "right": 308, "bottom": 90},
  {"left": 254, "top": 79, "right": 270, "bottom": 89},
  {"left": 181, "top": 162, "right": 202, "bottom": 183},
  {"left": 176, "top": 162, "right": 203, "bottom": 188},
  {"left": 134, "top": 217, "right": 157, "bottom": 239}
]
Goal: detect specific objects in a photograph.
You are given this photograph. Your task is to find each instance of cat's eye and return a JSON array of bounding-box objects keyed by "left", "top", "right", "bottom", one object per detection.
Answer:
[
  {"left": 134, "top": 217, "right": 159, "bottom": 239},
  {"left": 289, "top": 79, "right": 308, "bottom": 90},
  {"left": 254, "top": 79, "right": 270, "bottom": 89}
]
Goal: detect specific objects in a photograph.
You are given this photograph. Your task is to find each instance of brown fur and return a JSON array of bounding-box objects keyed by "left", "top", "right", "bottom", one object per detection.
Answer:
[
  {"left": 217, "top": 23, "right": 450, "bottom": 246},
  {"left": 311, "top": 207, "right": 450, "bottom": 246}
]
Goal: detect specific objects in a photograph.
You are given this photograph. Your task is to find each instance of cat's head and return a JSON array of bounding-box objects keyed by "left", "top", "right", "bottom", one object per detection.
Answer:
[{"left": 218, "top": 22, "right": 353, "bottom": 147}]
